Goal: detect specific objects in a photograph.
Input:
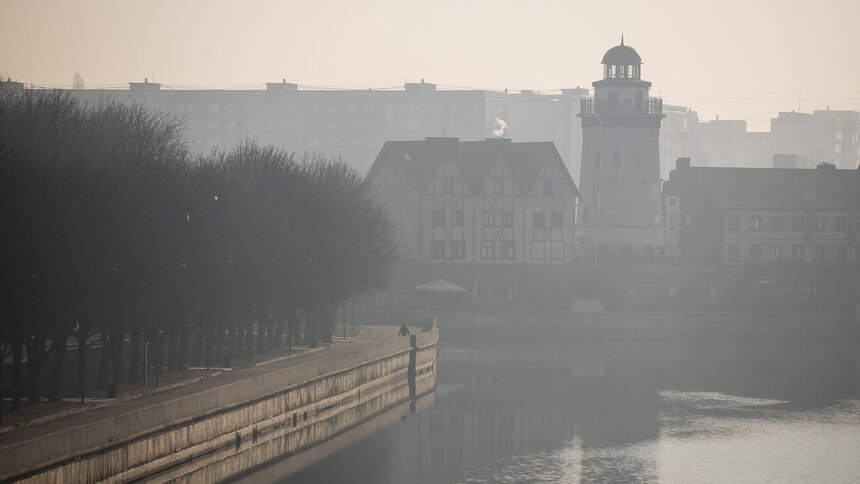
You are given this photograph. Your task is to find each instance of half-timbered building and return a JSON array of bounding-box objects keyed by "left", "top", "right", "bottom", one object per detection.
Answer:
[{"left": 367, "top": 137, "right": 580, "bottom": 303}]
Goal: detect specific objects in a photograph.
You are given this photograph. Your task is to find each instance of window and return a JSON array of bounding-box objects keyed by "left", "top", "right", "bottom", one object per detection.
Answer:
[
  {"left": 433, "top": 211, "right": 445, "bottom": 226},
  {"left": 501, "top": 211, "right": 513, "bottom": 228},
  {"left": 452, "top": 241, "right": 465, "bottom": 260},
  {"left": 613, "top": 151, "right": 621, "bottom": 168},
  {"left": 833, "top": 217, "right": 847, "bottom": 231},
  {"left": 551, "top": 212, "right": 563, "bottom": 228},
  {"left": 813, "top": 245, "right": 825, "bottom": 261},
  {"left": 669, "top": 198, "right": 677, "bottom": 205},
  {"left": 347, "top": 105, "right": 358, "bottom": 113},
  {"left": 749, "top": 244, "right": 761, "bottom": 263},
  {"left": 308, "top": 138, "right": 319, "bottom": 147},
  {"left": 189, "top": 104, "right": 200, "bottom": 113},
  {"left": 494, "top": 178, "right": 503, "bottom": 194},
  {"left": 481, "top": 242, "right": 494, "bottom": 260},
  {"left": 583, "top": 206, "right": 591, "bottom": 223},
  {"left": 208, "top": 103, "right": 219, "bottom": 113},
  {"left": 327, "top": 121, "right": 337, "bottom": 130},
  {"left": 501, "top": 242, "right": 515, "bottom": 260},
  {"left": 443, "top": 177, "right": 453, "bottom": 194},
  {"left": 453, "top": 211, "right": 464, "bottom": 227},
  {"left": 727, "top": 244, "right": 740, "bottom": 262},
  {"left": 431, "top": 240, "right": 445, "bottom": 259},
  {"left": 593, "top": 179, "right": 599, "bottom": 197},
  {"left": 594, "top": 151, "right": 600, "bottom": 167},
  {"left": 208, "top": 120, "right": 218, "bottom": 129},
  {"left": 226, "top": 121, "right": 237, "bottom": 130},
  {"left": 669, "top": 213, "right": 677, "bottom": 229},
  {"left": 533, "top": 212, "right": 545, "bottom": 228},
  {"left": 767, "top": 245, "right": 782, "bottom": 261},
  {"left": 726, "top": 216, "right": 740, "bottom": 231},
  {"left": 483, "top": 211, "right": 495, "bottom": 227},
  {"left": 633, "top": 152, "right": 641, "bottom": 168},
  {"left": 327, "top": 105, "right": 337, "bottom": 113}
]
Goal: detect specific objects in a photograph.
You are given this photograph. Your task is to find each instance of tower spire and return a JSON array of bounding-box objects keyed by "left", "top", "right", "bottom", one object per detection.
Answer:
[{"left": 621, "top": 33, "right": 624, "bottom": 46}]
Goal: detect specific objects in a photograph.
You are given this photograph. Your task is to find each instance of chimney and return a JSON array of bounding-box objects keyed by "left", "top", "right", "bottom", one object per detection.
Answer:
[{"left": 816, "top": 162, "right": 836, "bottom": 171}]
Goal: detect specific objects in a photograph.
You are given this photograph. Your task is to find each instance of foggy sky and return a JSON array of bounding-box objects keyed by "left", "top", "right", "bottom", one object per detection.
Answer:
[{"left": 2, "top": 0, "right": 859, "bottom": 131}]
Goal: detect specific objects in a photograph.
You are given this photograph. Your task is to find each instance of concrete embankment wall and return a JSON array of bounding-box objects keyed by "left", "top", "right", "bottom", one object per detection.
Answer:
[{"left": 0, "top": 321, "right": 438, "bottom": 483}]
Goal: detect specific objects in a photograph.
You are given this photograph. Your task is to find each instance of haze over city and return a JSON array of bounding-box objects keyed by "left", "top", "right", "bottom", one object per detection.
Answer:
[
  {"left": 2, "top": 1, "right": 860, "bottom": 483},
  {"left": 3, "top": 0, "right": 860, "bottom": 131}
]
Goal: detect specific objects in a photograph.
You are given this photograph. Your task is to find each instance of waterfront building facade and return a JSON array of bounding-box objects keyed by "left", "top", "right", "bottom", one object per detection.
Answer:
[
  {"left": 663, "top": 157, "right": 860, "bottom": 267},
  {"left": 576, "top": 39, "right": 665, "bottom": 258},
  {"left": 367, "top": 137, "right": 580, "bottom": 303}
]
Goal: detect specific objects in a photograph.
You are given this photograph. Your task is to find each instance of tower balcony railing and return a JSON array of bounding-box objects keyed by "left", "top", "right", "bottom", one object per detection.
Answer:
[{"left": 580, "top": 97, "right": 663, "bottom": 116}]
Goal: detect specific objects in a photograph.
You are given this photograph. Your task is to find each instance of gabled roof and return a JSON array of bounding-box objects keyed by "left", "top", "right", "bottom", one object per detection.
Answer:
[
  {"left": 666, "top": 164, "right": 860, "bottom": 211},
  {"left": 367, "top": 138, "right": 580, "bottom": 198}
]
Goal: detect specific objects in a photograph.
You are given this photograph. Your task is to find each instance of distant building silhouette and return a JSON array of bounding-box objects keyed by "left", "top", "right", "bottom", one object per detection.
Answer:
[{"left": 65, "top": 80, "right": 592, "bottom": 177}]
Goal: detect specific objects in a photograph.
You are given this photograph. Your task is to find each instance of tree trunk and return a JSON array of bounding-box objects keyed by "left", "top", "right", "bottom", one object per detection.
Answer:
[
  {"left": 110, "top": 328, "right": 124, "bottom": 390},
  {"left": 77, "top": 324, "right": 87, "bottom": 400},
  {"left": 191, "top": 324, "right": 205, "bottom": 367},
  {"left": 167, "top": 326, "right": 178, "bottom": 372},
  {"left": 97, "top": 330, "right": 110, "bottom": 390},
  {"left": 177, "top": 326, "right": 191, "bottom": 370},
  {"left": 47, "top": 330, "right": 69, "bottom": 402},
  {"left": 11, "top": 332, "right": 24, "bottom": 410},
  {"left": 128, "top": 330, "right": 141, "bottom": 385},
  {"left": 273, "top": 312, "right": 285, "bottom": 349},
  {"left": 215, "top": 320, "right": 225, "bottom": 365},
  {"left": 244, "top": 318, "right": 252, "bottom": 357},
  {"left": 25, "top": 333, "right": 46, "bottom": 405}
]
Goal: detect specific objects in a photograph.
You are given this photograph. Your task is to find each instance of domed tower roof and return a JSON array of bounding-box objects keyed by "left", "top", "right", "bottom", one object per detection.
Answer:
[{"left": 601, "top": 36, "right": 642, "bottom": 65}]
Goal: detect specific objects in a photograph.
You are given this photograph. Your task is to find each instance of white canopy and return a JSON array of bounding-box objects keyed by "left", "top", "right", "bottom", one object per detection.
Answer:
[{"left": 413, "top": 279, "right": 467, "bottom": 293}]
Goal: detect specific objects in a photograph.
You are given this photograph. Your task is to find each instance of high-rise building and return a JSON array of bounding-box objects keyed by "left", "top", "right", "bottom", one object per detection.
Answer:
[
  {"left": 575, "top": 39, "right": 665, "bottom": 258},
  {"left": 660, "top": 104, "right": 697, "bottom": 180},
  {"left": 771, "top": 109, "right": 860, "bottom": 170},
  {"left": 64, "top": 80, "right": 591, "bottom": 176}
]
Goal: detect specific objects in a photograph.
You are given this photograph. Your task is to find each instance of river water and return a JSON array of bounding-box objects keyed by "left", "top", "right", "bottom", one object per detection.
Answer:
[{"left": 280, "top": 337, "right": 860, "bottom": 483}]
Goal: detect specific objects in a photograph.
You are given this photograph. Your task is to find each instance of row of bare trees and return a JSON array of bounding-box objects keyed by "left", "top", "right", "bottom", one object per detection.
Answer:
[{"left": 0, "top": 90, "right": 396, "bottom": 408}]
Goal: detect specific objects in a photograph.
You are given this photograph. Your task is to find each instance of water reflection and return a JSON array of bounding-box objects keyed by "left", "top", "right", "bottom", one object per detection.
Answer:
[{"left": 281, "top": 339, "right": 860, "bottom": 483}]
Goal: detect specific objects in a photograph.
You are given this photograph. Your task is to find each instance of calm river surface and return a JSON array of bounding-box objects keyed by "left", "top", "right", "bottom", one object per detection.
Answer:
[{"left": 281, "top": 337, "right": 860, "bottom": 483}]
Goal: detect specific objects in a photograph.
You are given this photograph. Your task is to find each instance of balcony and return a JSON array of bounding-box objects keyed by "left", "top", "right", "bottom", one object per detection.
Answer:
[{"left": 580, "top": 97, "right": 663, "bottom": 116}]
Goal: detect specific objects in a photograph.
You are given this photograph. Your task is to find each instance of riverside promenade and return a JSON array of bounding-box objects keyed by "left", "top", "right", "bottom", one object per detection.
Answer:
[{"left": 0, "top": 322, "right": 437, "bottom": 483}]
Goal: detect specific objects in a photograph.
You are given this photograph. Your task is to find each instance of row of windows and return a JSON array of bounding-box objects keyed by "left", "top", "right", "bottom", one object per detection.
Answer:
[
  {"left": 430, "top": 240, "right": 465, "bottom": 260},
  {"left": 482, "top": 241, "right": 515, "bottom": 260},
  {"left": 726, "top": 243, "right": 854, "bottom": 263},
  {"left": 726, "top": 215, "right": 856, "bottom": 232},
  {"left": 594, "top": 151, "right": 642, "bottom": 169},
  {"left": 187, "top": 103, "right": 239, "bottom": 113},
  {"left": 431, "top": 240, "right": 520, "bottom": 261},
  {"left": 306, "top": 121, "right": 377, "bottom": 130},
  {"left": 307, "top": 138, "right": 376, "bottom": 148},
  {"left": 483, "top": 211, "right": 513, "bottom": 227},
  {"left": 433, "top": 210, "right": 464, "bottom": 227},
  {"left": 188, "top": 120, "right": 239, "bottom": 130}
]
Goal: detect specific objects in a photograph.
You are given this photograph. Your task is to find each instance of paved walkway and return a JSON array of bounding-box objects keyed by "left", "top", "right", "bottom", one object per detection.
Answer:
[{"left": 0, "top": 326, "right": 410, "bottom": 451}]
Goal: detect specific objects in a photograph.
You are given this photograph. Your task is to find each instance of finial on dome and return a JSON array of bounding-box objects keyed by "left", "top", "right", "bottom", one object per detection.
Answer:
[{"left": 621, "top": 33, "right": 624, "bottom": 46}]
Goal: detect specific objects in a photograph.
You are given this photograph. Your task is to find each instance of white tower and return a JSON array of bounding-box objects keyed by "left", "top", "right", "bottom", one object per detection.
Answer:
[{"left": 576, "top": 38, "right": 664, "bottom": 258}]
